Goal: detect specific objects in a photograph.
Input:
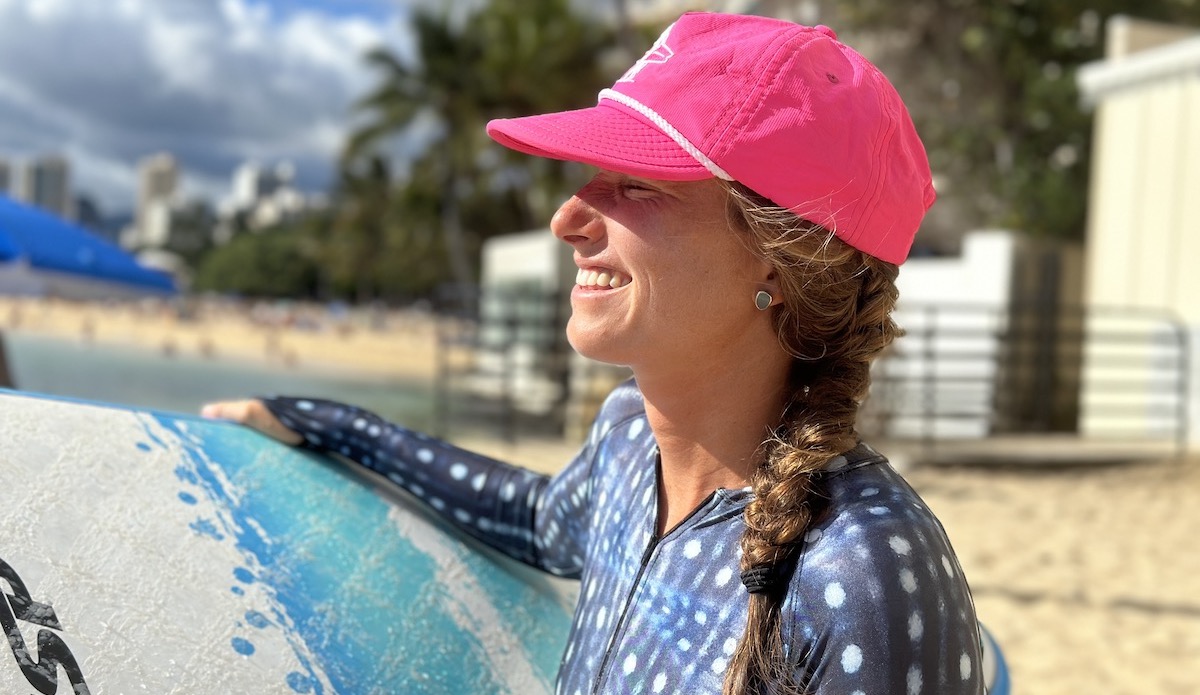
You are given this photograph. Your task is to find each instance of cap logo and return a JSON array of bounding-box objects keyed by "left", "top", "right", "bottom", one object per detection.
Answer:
[{"left": 617, "top": 22, "right": 675, "bottom": 83}]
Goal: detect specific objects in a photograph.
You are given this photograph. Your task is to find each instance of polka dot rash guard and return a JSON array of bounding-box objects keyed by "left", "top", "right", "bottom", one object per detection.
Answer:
[{"left": 262, "top": 380, "right": 984, "bottom": 694}]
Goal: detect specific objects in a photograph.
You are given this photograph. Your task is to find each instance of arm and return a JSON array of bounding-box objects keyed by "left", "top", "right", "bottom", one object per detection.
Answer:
[{"left": 226, "top": 396, "right": 594, "bottom": 576}]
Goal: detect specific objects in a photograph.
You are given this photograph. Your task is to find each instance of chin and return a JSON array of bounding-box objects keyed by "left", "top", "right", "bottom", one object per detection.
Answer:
[{"left": 566, "top": 321, "right": 633, "bottom": 367}]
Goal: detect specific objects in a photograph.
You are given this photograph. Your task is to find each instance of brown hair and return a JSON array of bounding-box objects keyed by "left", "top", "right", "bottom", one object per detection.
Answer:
[{"left": 720, "top": 182, "right": 903, "bottom": 694}]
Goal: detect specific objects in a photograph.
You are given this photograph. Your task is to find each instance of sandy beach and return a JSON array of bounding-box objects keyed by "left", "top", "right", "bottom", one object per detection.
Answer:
[
  {"left": 0, "top": 296, "right": 439, "bottom": 381},
  {"left": 2, "top": 296, "right": 1196, "bottom": 694}
]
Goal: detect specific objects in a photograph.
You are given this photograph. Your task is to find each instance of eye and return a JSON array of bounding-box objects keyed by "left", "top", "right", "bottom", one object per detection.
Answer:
[{"left": 620, "top": 180, "right": 658, "bottom": 199}]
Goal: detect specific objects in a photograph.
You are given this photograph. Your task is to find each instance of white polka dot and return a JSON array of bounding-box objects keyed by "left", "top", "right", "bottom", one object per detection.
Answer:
[
  {"left": 851, "top": 692, "right": 865, "bottom": 695},
  {"left": 430, "top": 498, "right": 445, "bottom": 511},
  {"left": 960, "top": 652, "right": 972, "bottom": 680},
  {"left": 678, "top": 638, "right": 691, "bottom": 652},
  {"left": 501, "top": 482, "right": 516, "bottom": 501},
  {"left": 367, "top": 424, "right": 381, "bottom": 437},
  {"left": 471, "top": 473, "right": 487, "bottom": 492},
  {"left": 596, "top": 607, "right": 607, "bottom": 628},
  {"left": 409, "top": 484, "right": 425, "bottom": 497},
  {"left": 723, "top": 637, "right": 737, "bottom": 655},
  {"left": 907, "top": 665, "right": 923, "bottom": 694},
  {"left": 841, "top": 644, "right": 863, "bottom": 673},
  {"left": 860, "top": 487, "right": 879, "bottom": 497},
  {"left": 868, "top": 506, "right": 890, "bottom": 515},
  {"left": 826, "top": 456, "right": 848, "bottom": 471},
  {"left": 900, "top": 568, "right": 918, "bottom": 593},
  {"left": 623, "top": 654, "right": 636, "bottom": 674},
  {"left": 683, "top": 540, "right": 702, "bottom": 559},
  {"left": 908, "top": 611, "right": 923, "bottom": 640},
  {"left": 652, "top": 672, "right": 667, "bottom": 693},
  {"left": 416, "top": 448, "right": 434, "bottom": 464},
  {"left": 694, "top": 611, "right": 707, "bottom": 625},
  {"left": 627, "top": 417, "right": 645, "bottom": 439},
  {"left": 454, "top": 509, "right": 471, "bottom": 523},
  {"left": 715, "top": 567, "right": 733, "bottom": 587},
  {"left": 711, "top": 657, "right": 728, "bottom": 674},
  {"left": 942, "top": 555, "right": 955, "bottom": 577},
  {"left": 449, "top": 463, "right": 468, "bottom": 480},
  {"left": 353, "top": 418, "right": 367, "bottom": 430},
  {"left": 889, "top": 536, "right": 912, "bottom": 555},
  {"left": 804, "top": 528, "right": 823, "bottom": 544},
  {"left": 305, "top": 433, "right": 321, "bottom": 446},
  {"left": 296, "top": 400, "right": 314, "bottom": 410},
  {"left": 825, "top": 582, "right": 846, "bottom": 608}
]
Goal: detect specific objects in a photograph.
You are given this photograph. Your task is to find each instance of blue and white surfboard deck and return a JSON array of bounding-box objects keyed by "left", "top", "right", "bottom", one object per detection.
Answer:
[{"left": 0, "top": 390, "right": 574, "bottom": 695}]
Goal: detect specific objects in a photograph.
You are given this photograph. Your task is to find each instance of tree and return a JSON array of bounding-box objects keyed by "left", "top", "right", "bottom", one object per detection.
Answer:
[
  {"left": 191, "top": 222, "right": 322, "bottom": 299},
  {"left": 342, "top": 0, "right": 619, "bottom": 288},
  {"left": 835, "top": 0, "right": 1200, "bottom": 247}
]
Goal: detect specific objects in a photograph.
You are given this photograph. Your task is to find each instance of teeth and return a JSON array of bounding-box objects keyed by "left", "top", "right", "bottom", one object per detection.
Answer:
[{"left": 575, "top": 268, "right": 629, "bottom": 288}]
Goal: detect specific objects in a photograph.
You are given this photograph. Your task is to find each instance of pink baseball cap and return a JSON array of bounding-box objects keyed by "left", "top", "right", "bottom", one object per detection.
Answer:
[{"left": 486, "top": 12, "right": 935, "bottom": 264}]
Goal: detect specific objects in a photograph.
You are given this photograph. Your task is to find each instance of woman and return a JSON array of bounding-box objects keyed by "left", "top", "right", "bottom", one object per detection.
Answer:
[{"left": 204, "top": 12, "right": 983, "bottom": 694}]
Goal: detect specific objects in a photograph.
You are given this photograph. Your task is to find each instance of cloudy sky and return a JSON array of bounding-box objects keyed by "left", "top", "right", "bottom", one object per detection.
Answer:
[{"left": 0, "top": 0, "right": 419, "bottom": 215}]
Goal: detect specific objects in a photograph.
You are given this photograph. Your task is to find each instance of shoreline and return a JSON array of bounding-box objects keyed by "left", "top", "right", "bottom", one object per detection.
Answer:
[{"left": 0, "top": 296, "right": 438, "bottom": 382}]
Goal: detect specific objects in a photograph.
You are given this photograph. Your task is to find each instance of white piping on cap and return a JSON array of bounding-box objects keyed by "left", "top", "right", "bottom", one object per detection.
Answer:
[{"left": 599, "top": 88, "right": 733, "bottom": 180}]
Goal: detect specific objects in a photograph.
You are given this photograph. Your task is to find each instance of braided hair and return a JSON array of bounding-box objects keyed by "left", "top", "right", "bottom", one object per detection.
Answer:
[{"left": 720, "top": 182, "right": 903, "bottom": 694}]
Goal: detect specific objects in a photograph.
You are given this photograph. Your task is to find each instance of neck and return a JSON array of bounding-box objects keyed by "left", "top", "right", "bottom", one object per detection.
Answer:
[{"left": 635, "top": 348, "right": 791, "bottom": 535}]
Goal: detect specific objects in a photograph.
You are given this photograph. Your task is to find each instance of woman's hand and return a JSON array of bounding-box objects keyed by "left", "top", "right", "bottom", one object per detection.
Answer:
[{"left": 200, "top": 399, "right": 304, "bottom": 446}]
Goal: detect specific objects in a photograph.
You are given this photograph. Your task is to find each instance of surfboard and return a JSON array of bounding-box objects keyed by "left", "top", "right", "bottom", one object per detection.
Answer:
[{"left": 0, "top": 390, "right": 575, "bottom": 695}]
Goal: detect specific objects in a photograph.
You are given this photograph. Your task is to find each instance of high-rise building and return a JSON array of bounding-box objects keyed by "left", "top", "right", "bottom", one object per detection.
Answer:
[
  {"left": 0, "top": 158, "right": 11, "bottom": 198},
  {"left": 136, "top": 153, "right": 179, "bottom": 233},
  {"left": 121, "top": 153, "right": 181, "bottom": 250},
  {"left": 20, "top": 155, "right": 72, "bottom": 218}
]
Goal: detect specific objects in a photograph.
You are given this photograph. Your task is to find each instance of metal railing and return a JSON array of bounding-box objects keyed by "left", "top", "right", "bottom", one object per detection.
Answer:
[
  {"left": 431, "top": 283, "right": 570, "bottom": 441},
  {"left": 867, "top": 303, "right": 1190, "bottom": 460}
]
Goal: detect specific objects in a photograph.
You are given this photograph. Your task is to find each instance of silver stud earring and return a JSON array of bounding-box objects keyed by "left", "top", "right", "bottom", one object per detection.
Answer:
[{"left": 754, "top": 290, "right": 773, "bottom": 311}]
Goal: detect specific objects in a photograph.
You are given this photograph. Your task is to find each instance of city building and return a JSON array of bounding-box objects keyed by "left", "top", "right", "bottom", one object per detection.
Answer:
[
  {"left": 215, "top": 160, "right": 314, "bottom": 242},
  {"left": 18, "top": 155, "right": 72, "bottom": 219},
  {"left": 0, "top": 158, "right": 11, "bottom": 197},
  {"left": 135, "top": 152, "right": 179, "bottom": 242}
]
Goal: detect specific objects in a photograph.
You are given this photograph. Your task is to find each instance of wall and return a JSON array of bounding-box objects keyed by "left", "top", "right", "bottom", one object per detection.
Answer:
[{"left": 1077, "top": 18, "right": 1200, "bottom": 447}]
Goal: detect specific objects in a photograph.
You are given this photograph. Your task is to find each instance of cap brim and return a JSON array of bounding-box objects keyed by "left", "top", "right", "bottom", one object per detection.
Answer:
[{"left": 486, "top": 101, "right": 712, "bottom": 181}]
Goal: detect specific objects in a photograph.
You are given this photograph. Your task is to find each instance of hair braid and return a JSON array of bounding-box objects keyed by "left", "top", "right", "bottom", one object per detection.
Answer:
[{"left": 720, "top": 183, "right": 902, "bottom": 694}]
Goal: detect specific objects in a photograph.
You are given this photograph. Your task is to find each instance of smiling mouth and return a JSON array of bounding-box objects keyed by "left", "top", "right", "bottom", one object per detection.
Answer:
[{"left": 575, "top": 268, "right": 630, "bottom": 289}]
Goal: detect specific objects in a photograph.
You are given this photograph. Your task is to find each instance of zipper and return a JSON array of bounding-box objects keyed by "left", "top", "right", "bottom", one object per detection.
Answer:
[
  {"left": 591, "top": 529, "right": 660, "bottom": 693},
  {"left": 590, "top": 490, "right": 718, "bottom": 694}
]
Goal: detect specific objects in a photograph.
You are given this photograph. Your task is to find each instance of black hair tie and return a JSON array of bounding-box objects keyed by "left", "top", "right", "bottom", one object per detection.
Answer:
[{"left": 740, "top": 565, "right": 782, "bottom": 594}]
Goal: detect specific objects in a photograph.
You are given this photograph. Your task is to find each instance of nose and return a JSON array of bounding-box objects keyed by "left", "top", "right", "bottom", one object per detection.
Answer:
[{"left": 551, "top": 194, "right": 604, "bottom": 248}]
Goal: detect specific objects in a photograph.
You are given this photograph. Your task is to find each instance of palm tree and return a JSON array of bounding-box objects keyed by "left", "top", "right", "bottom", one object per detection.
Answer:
[{"left": 342, "top": 0, "right": 618, "bottom": 290}]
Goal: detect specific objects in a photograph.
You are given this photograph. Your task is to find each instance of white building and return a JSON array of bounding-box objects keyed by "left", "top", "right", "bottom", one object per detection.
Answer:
[
  {"left": 123, "top": 153, "right": 181, "bottom": 250},
  {"left": 217, "top": 161, "right": 313, "bottom": 242},
  {"left": 1076, "top": 16, "right": 1200, "bottom": 449}
]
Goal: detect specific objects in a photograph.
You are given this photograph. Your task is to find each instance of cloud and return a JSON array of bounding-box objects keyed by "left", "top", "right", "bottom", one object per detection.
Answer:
[{"left": 0, "top": 0, "right": 411, "bottom": 213}]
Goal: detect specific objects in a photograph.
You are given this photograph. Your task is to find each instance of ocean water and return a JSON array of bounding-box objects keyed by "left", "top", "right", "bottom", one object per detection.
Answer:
[{"left": 1, "top": 331, "right": 436, "bottom": 430}]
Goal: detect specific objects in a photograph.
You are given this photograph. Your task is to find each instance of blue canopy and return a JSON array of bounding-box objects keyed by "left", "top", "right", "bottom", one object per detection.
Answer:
[{"left": 0, "top": 194, "right": 175, "bottom": 293}]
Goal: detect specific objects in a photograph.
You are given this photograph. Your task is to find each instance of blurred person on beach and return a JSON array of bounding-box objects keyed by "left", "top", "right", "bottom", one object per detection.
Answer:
[{"left": 203, "top": 12, "right": 983, "bottom": 694}]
